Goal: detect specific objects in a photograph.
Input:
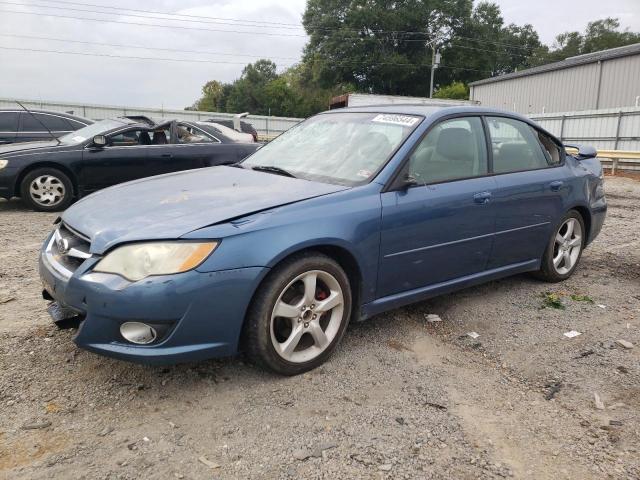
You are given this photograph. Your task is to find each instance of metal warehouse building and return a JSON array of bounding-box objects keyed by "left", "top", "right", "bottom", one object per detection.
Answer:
[{"left": 469, "top": 43, "right": 640, "bottom": 115}]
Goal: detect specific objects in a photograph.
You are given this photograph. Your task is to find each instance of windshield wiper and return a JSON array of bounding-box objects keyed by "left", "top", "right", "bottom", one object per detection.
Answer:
[{"left": 250, "top": 165, "right": 297, "bottom": 178}]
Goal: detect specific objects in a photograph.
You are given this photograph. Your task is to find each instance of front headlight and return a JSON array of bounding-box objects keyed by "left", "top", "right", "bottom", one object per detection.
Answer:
[
  {"left": 94, "top": 241, "right": 218, "bottom": 281},
  {"left": 0, "top": 159, "right": 8, "bottom": 170}
]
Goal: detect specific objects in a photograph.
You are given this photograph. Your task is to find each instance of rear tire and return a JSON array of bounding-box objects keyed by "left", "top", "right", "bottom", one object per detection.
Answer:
[
  {"left": 533, "top": 210, "right": 585, "bottom": 283},
  {"left": 20, "top": 168, "right": 74, "bottom": 212},
  {"left": 244, "top": 252, "right": 352, "bottom": 376}
]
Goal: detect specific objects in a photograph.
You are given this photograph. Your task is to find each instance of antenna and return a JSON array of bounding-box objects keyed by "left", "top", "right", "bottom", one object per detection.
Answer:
[{"left": 16, "top": 101, "right": 61, "bottom": 145}]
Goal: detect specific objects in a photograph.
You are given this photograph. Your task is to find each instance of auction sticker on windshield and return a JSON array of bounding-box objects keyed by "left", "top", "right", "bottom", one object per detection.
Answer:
[{"left": 372, "top": 114, "right": 420, "bottom": 127}]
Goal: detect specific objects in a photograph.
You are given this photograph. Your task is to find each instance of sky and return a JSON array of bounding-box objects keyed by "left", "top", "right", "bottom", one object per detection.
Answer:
[{"left": 0, "top": 0, "right": 639, "bottom": 110}]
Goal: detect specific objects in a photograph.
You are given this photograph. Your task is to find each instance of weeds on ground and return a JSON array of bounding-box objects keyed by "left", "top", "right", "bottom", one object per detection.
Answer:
[
  {"left": 570, "top": 294, "right": 594, "bottom": 303},
  {"left": 541, "top": 292, "right": 565, "bottom": 310}
]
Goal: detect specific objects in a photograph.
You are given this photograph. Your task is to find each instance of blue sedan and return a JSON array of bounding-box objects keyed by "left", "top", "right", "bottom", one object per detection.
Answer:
[{"left": 39, "top": 105, "right": 606, "bottom": 375}]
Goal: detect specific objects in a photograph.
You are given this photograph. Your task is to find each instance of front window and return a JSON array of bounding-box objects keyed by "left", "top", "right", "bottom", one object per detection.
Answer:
[
  {"left": 58, "top": 119, "right": 131, "bottom": 145},
  {"left": 242, "top": 112, "right": 422, "bottom": 185},
  {"left": 409, "top": 117, "right": 488, "bottom": 184}
]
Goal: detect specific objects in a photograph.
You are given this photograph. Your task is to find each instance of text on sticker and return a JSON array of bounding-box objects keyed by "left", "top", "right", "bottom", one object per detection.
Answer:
[{"left": 372, "top": 114, "right": 420, "bottom": 127}]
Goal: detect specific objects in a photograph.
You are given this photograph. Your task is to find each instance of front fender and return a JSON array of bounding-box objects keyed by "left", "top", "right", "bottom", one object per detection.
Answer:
[{"left": 187, "top": 186, "right": 383, "bottom": 303}]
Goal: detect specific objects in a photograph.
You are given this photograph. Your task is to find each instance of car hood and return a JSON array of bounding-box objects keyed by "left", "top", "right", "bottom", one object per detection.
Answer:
[
  {"left": 62, "top": 166, "right": 350, "bottom": 254},
  {"left": 0, "top": 140, "right": 63, "bottom": 156}
]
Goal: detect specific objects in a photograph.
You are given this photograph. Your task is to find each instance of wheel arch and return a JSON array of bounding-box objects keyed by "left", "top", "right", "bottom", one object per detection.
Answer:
[
  {"left": 568, "top": 204, "right": 592, "bottom": 244},
  {"left": 15, "top": 162, "right": 78, "bottom": 197},
  {"left": 243, "top": 242, "right": 365, "bottom": 337}
]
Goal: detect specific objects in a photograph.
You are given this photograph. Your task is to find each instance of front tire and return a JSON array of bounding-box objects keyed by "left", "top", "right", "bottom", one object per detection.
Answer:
[
  {"left": 244, "top": 252, "right": 352, "bottom": 376},
  {"left": 534, "top": 210, "right": 585, "bottom": 282},
  {"left": 20, "top": 168, "right": 74, "bottom": 212}
]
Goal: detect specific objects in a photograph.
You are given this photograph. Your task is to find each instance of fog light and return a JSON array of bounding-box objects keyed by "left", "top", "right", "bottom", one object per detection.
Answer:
[{"left": 120, "top": 322, "right": 157, "bottom": 345}]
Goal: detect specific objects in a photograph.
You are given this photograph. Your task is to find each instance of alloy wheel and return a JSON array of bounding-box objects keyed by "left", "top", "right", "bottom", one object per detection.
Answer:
[
  {"left": 270, "top": 270, "right": 345, "bottom": 363},
  {"left": 29, "top": 175, "right": 66, "bottom": 207},
  {"left": 552, "top": 218, "right": 583, "bottom": 275}
]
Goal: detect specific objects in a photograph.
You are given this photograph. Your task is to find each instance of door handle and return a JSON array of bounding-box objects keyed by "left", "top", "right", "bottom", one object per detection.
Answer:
[
  {"left": 473, "top": 191, "right": 492, "bottom": 204},
  {"left": 161, "top": 153, "right": 173, "bottom": 158},
  {"left": 549, "top": 181, "right": 564, "bottom": 191}
]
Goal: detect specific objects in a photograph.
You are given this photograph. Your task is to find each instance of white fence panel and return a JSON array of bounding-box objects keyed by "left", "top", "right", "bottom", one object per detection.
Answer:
[
  {"left": 3, "top": 97, "right": 639, "bottom": 150},
  {"left": 530, "top": 107, "right": 640, "bottom": 151},
  {"left": 0, "top": 98, "right": 303, "bottom": 137}
]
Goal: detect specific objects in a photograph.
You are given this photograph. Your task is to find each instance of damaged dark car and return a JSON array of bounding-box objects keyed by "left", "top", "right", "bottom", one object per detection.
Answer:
[{"left": 0, "top": 116, "right": 259, "bottom": 211}]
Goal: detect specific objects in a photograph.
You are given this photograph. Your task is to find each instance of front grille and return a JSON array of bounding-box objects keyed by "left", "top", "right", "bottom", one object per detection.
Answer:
[{"left": 46, "top": 223, "right": 92, "bottom": 276}]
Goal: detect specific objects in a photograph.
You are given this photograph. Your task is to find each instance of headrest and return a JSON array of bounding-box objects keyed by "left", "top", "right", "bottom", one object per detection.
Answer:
[{"left": 436, "top": 128, "right": 473, "bottom": 161}]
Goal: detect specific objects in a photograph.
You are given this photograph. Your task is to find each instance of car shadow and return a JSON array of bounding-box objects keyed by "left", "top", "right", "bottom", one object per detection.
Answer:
[
  {"left": 47, "top": 272, "right": 541, "bottom": 395},
  {"left": 0, "top": 198, "right": 31, "bottom": 212}
]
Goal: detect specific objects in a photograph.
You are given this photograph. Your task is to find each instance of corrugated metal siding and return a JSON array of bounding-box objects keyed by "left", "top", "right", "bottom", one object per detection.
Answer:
[
  {"left": 471, "top": 63, "right": 600, "bottom": 114},
  {"left": 471, "top": 53, "right": 640, "bottom": 114},
  {"left": 598, "top": 55, "right": 640, "bottom": 108},
  {"left": 0, "top": 98, "right": 302, "bottom": 136}
]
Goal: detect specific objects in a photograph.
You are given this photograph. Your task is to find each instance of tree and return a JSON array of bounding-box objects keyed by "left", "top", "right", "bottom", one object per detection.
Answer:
[
  {"left": 191, "top": 80, "right": 225, "bottom": 112},
  {"left": 301, "top": 1, "right": 544, "bottom": 95},
  {"left": 189, "top": 7, "right": 639, "bottom": 118},
  {"left": 434, "top": 81, "right": 469, "bottom": 99},
  {"left": 302, "top": 0, "right": 474, "bottom": 96},
  {"left": 531, "top": 18, "right": 640, "bottom": 65}
]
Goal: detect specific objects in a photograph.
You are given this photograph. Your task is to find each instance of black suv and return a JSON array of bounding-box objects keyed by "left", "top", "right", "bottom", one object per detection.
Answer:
[{"left": 0, "top": 109, "right": 93, "bottom": 145}]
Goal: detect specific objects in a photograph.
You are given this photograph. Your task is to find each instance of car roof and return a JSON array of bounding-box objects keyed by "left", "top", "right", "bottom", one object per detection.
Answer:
[
  {"left": 324, "top": 104, "right": 534, "bottom": 122},
  {"left": 320, "top": 104, "right": 551, "bottom": 137},
  {"left": 0, "top": 108, "right": 93, "bottom": 123}
]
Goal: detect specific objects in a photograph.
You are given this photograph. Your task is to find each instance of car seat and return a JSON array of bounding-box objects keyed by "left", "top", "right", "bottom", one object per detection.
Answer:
[
  {"left": 152, "top": 131, "right": 168, "bottom": 145},
  {"left": 139, "top": 131, "right": 151, "bottom": 145}
]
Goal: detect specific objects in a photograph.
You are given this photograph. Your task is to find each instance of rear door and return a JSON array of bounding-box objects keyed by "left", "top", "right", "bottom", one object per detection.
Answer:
[
  {"left": 377, "top": 116, "right": 497, "bottom": 297},
  {"left": 485, "top": 116, "right": 569, "bottom": 269},
  {"left": 0, "top": 112, "right": 19, "bottom": 144}
]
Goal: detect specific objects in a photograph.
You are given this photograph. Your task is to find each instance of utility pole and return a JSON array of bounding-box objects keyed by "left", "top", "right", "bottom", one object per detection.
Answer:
[{"left": 429, "top": 45, "right": 441, "bottom": 98}]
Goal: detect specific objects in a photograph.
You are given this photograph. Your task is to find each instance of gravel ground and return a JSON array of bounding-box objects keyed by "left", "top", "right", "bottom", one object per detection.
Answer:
[{"left": 0, "top": 176, "right": 638, "bottom": 480}]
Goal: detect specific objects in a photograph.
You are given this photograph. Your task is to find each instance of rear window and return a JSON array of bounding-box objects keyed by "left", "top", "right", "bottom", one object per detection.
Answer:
[
  {"left": 0, "top": 112, "right": 19, "bottom": 132},
  {"left": 487, "top": 117, "right": 550, "bottom": 174},
  {"left": 21, "top": 113, "right": 72, "bottom": 132}
]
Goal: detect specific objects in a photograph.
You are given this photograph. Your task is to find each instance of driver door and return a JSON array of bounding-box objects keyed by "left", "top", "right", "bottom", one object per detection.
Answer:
[
  {"left": 377, "top": 116, "right": 497, "bottom": 298},
  {"left": 78, "top": 128, "right": 150, "bottom": 194}
]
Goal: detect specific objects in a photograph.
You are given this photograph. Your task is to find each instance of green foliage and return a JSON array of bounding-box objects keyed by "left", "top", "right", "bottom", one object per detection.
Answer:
[
  {"left": 188, "top": 3, "right": 639, "bottom": 118},
  {"left": 541, "top": 292, "right": 565, "bottom": 310},
  {"left": 570, "top": 294, "right": 594, "bottom": 304},
  {"left": 434, "top": 81, "right": 469, "bottom": 100},
  {"left": 531, "top": 18, "right": 640, "bottom": 66}
]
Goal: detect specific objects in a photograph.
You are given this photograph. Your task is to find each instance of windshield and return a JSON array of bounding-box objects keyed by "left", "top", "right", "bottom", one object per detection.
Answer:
[
  {"left": 242, "top": 112, "right": 422, "bottom": 185},
  {"left": 58, "top": 119, "right": 131, "bottom": 145}
]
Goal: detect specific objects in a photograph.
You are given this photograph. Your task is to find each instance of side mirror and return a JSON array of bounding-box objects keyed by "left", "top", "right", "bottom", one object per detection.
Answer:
[
  {"left": 400, "top": 173, "right": 418, "bottom": 190},
  {"left": 565, "top": 143, "right": 597, "bottom": 160},
  {"left": 92, "top": 135, "right": 107, "bottom": 148}
]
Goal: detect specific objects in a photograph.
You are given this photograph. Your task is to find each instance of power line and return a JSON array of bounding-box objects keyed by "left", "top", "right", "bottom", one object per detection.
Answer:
[
  {"left": 0, "top": 33, "right": 301, "bottom": 60},
  {"left": 39, "top": 0, "right": 309, "bottom": 28},
  {"left": 1, "top": 0, "right": 542, "bottom": 51},
  {"left": 0, "top": 7, "right": 309, "bottom": 37},
  {"left": 0, "top": 0, "right": 306, "bottom": 31},
  {"left": 0, "top": 45, "right": 282, "bottom": 64},
  {"left": 0, "top": 44, "right": 492, "bottom": 72},
  {"left": 0, "top": 32, "right": 532, "bottom": 62}
]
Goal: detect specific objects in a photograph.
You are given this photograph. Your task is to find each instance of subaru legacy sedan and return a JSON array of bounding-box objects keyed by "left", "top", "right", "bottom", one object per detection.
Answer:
[{"left": 39, "top": 105, "right": 606, "bottom": 375}]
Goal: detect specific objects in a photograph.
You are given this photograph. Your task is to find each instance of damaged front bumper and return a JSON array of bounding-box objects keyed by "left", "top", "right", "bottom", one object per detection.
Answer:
[{"left": 38, "top": 233, "right": 268, "bottom": 365}]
